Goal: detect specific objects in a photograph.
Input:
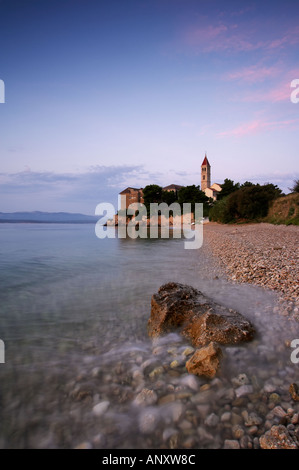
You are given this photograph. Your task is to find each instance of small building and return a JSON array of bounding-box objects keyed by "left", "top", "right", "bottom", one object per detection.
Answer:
[
  {"left": 162, "top": 184, "right": 184, "bottom": 197},
  {"left": 119, "top": 187, "right": 144, "bottom": 210}
]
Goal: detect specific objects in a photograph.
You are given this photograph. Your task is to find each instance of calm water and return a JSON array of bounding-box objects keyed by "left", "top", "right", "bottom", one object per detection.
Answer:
[{"left": 0, "top": 224, "right": 298, "bottom": 449}]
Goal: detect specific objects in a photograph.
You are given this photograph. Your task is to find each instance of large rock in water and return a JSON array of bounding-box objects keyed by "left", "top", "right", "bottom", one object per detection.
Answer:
[{"left": 148, "top": 282, "right": 255, "bottom": 347}]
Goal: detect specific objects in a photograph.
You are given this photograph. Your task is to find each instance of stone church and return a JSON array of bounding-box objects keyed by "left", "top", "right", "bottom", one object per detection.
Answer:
[
  {"left": 201, "top": 154, "right": 222, "bottom": 200},
  {"left": 119, "top": 154, "right": 221, "bottom": 209}
]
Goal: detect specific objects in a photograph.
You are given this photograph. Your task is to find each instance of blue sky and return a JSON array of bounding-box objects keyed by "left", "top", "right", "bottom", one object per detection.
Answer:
[{"left": 0, "top": 0, "right": 298, "bottom": 214}]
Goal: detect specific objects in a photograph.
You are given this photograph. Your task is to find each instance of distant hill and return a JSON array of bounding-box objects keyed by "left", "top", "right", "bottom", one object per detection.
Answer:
[{"left": 0, "top": 211, "right": 99, "bottom": 223}]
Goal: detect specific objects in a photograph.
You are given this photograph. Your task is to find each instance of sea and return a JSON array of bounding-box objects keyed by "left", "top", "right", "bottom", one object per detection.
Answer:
[{"left": 0, "top": 223, "right": 298, "bottom": 449}]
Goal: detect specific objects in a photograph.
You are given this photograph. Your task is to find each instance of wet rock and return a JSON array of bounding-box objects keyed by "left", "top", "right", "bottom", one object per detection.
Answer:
[
  {"left": 244, "top": 411, "right": 263, "bottom": 427},
  {"left": 186, "top": 342, "right": 222, "bottom": 378},
  {"left": 221, "top": 411, "right": 231, "bottom": 422},
  {"left": 180, "top": 374, "right": 199, "bottom": 391},
  {"left": 92, "top": 401, "right": 110, "bottom": 417},
  {"left": 74, "top": 441, "right": 93, "bottom": 449},
  {"left": 148, "top": 282, "right": 255, "bottom": 347},
  {"left": 138, "top": 407, "right": 160, "bottom": 434},
  {"left": 205, "top": 412, "right": 219, "bottom": 427},
  {"left": 232, "top": 424, "right": 245, "bottom": 439},
  {"left": 264, "top": 382, "right": 276, "bottom": 393},
  {"left": 269, "top": 393, "right": 280, "bottom": 404},
  {"left": 165, "top": 401, "right": 184, "bottom": 423},
  {"left": 224, "top": 439, "right": 240, "bottom": 449},
  {"left": 259, "top": 425, "right": 298, "bottom": 449},
  {"left": 289, "top": 383, "right": 299, "bottom": 401},
  {"left": 158, "top": 393, "right": 176, "bottom": 405},
  {"left": 133, "top": 388, "right": 158, "bottom": 407},
  {"left": 232, "top": 373, "right": 250, "bottom": 387},
  {"left": 235, "top": 385, "right": 254, "bottom": 398},
  {"left": 182, "top": 346, "right": 195, "bottom": 357},
  {"left": 273, "top": 406, "right": 287, "bottom": 419}
]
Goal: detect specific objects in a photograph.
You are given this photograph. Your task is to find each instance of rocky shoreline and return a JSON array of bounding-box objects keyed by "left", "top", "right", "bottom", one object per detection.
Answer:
[
  {"left": 73, "top": 222, "right": 299, "bottom": 450},
  {"left": 202, "top": 222, "right": 299, "bottom": 320}
]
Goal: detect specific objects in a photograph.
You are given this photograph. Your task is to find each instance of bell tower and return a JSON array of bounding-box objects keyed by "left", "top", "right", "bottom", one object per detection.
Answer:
[{"left": 201, "top": 154, "right": 211, "bottom": 191}]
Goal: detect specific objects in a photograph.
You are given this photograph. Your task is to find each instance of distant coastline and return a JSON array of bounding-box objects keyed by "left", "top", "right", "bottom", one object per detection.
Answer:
[{"left": 0, "top": 211, "right": 98, "bottom": 224}]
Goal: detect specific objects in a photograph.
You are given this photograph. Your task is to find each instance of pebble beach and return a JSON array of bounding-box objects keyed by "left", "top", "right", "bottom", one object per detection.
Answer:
[{"left": 203, "top": 222, "right": 299, "bottom": 319}]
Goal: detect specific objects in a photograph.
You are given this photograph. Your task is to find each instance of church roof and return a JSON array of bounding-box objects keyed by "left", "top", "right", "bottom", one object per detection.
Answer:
[
  {"left": 119, "top": 187, "right": 142, "bottom": 194},
  {"left": 163, "top": 184, "right": 184, "bottom": 191},
  {"left": 201, "top": 155, "right": 210, "bottom": 166}
]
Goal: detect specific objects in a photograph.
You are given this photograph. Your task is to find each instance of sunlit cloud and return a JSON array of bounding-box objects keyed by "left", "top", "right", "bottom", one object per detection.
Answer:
[
  {"left": 225, "top": 64, "right": 280, "bottom": 83},
  {"left": 217, "top": 118, "right": 299, "bottom": 138},
  {"left": 181, "top": 20, "right": 299, "bottom": 55}
]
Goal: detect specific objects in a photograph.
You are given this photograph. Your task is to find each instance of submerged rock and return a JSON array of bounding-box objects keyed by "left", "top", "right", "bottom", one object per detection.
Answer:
[
  {"left": 259, "top": 425, "right": 298, "bottom": 449},
  {"left": 148, "top": 282, "right": 255, "bottom": 347},
  {"left": 186, "top": 342, "right": 222, "bottom": 378},
  {"left": 289, "top": 383, "right": 299, "bottom": 402}
]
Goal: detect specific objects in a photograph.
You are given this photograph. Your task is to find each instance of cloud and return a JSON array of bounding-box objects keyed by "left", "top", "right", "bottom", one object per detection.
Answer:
[
  {"left": 181, "top": 21, "right": 299, "bottom": 55},
  {"left": 217, "top": 118, "right": 299, "bottom": 138},
  {"left": 225, "top": 64, "right": 280, "bottom": 83},
  {"left": 0, "top": 165, "right": 147, "bottom": 213},
  {"left": 183, "top": 23, "right": 258, "bottom": 53}
]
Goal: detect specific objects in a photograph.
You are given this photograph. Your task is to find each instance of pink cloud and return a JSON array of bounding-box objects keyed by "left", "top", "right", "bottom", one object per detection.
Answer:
[
  {"left": 182, "top": 23, "right": 299, "bottom": 54},
  {"left": 226, "top": 65, "right": 279, "bottom": 83},
  {"left": 239, "top": 72, "right": 299, "bottom": 103},
  {"left": 184, "top": 24, "right": 258, "bottom": 53},
  {"left": 217, "top": 118, "right": 298, "bottom": 138}
]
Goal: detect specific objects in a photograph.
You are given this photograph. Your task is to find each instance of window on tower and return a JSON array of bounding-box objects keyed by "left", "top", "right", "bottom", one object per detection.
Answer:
[{"left": 203, "top": 175, "right": 205, "bottom": 180}]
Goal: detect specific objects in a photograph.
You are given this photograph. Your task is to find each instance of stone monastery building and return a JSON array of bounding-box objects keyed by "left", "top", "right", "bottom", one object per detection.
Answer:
[{"left": 119, "top": 155, "right": 222, "bottom": 210}]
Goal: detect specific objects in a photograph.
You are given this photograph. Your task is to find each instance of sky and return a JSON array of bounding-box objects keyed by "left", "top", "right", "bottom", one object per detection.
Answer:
[{"left": 0, "top": 0, "right": 298, "bottom": 214}]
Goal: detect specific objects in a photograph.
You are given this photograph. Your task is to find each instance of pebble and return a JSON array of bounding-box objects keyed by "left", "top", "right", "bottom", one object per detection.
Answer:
[
  {"left": 182, "top": 347, "right": 195, "bottom": 357},
  {"left": 235, "top": 385, "right": 254, "bottom": 398},
  {"left": 269, "top": 393, "right": 280, "bottom": 404},
  {"left": 134, "top": 388, "right": 158, "bottom": 407},
  {"left": 180, "top": 374, "right": 199, "bottom": 391},
  {"left": 273, "top": 406, "right": 287, "bottom": 418},
  {"left": 221, "top": 412, "right": 231, "bottom": 422},
  {"left": 244, "top": 412, "right": 263, "bottom": 427},
  {"left": 224, "top": 439, "right": 240, "bottom": 449},
  {"left": 232, "top": 374, "right": 250, "bottom": 387},
  {"left": 232, "top": 425, "right": 245, "bottom": 439},
  {"left": 205, "top": 413, "right": 219, "bottom": 427},
  {"left": 92, "top": 401, "right": 110, "bottom": 417},
  {"left": 138, "top": 408, "right": 160, "bottom": 434}
]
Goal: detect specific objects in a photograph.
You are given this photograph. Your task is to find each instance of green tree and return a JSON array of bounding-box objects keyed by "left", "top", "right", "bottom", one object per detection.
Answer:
[
  {"left": 290, "top": 179, "right": 299, "bottom": 193},
  {"left": 161, "top": 189, "right": 178, "bottom": 205},
  {"left": 218, "top": 178, "right": 240, "bottom": 200},
  {"left": 209, "top": 183, "right": 282, "bottom": 223},
  {"left": 178, "top": 185, "right": 209, "bottom": 216},
  {"left": 142, "top": 184, "right": 163, "bottom": 215}
]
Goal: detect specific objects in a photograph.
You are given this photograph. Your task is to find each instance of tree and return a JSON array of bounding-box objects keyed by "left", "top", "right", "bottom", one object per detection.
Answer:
[
  {"left": 161, "top": 189, "right": 178, "bottom": 205},
  {"left": 290, "top": 179, "right": 299, "bottom": 193},
  {"left": 177, "top": 185, "right": 209, "bottom": 216},
  {"left": 143, "top": 184, "right": 163, "bottom": 214},
  {"left": 217, "top": 178, "right": 240, "bottom": 200},
  {"left": 209, "top": 183, "right": 282, "bottom": 223}
]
